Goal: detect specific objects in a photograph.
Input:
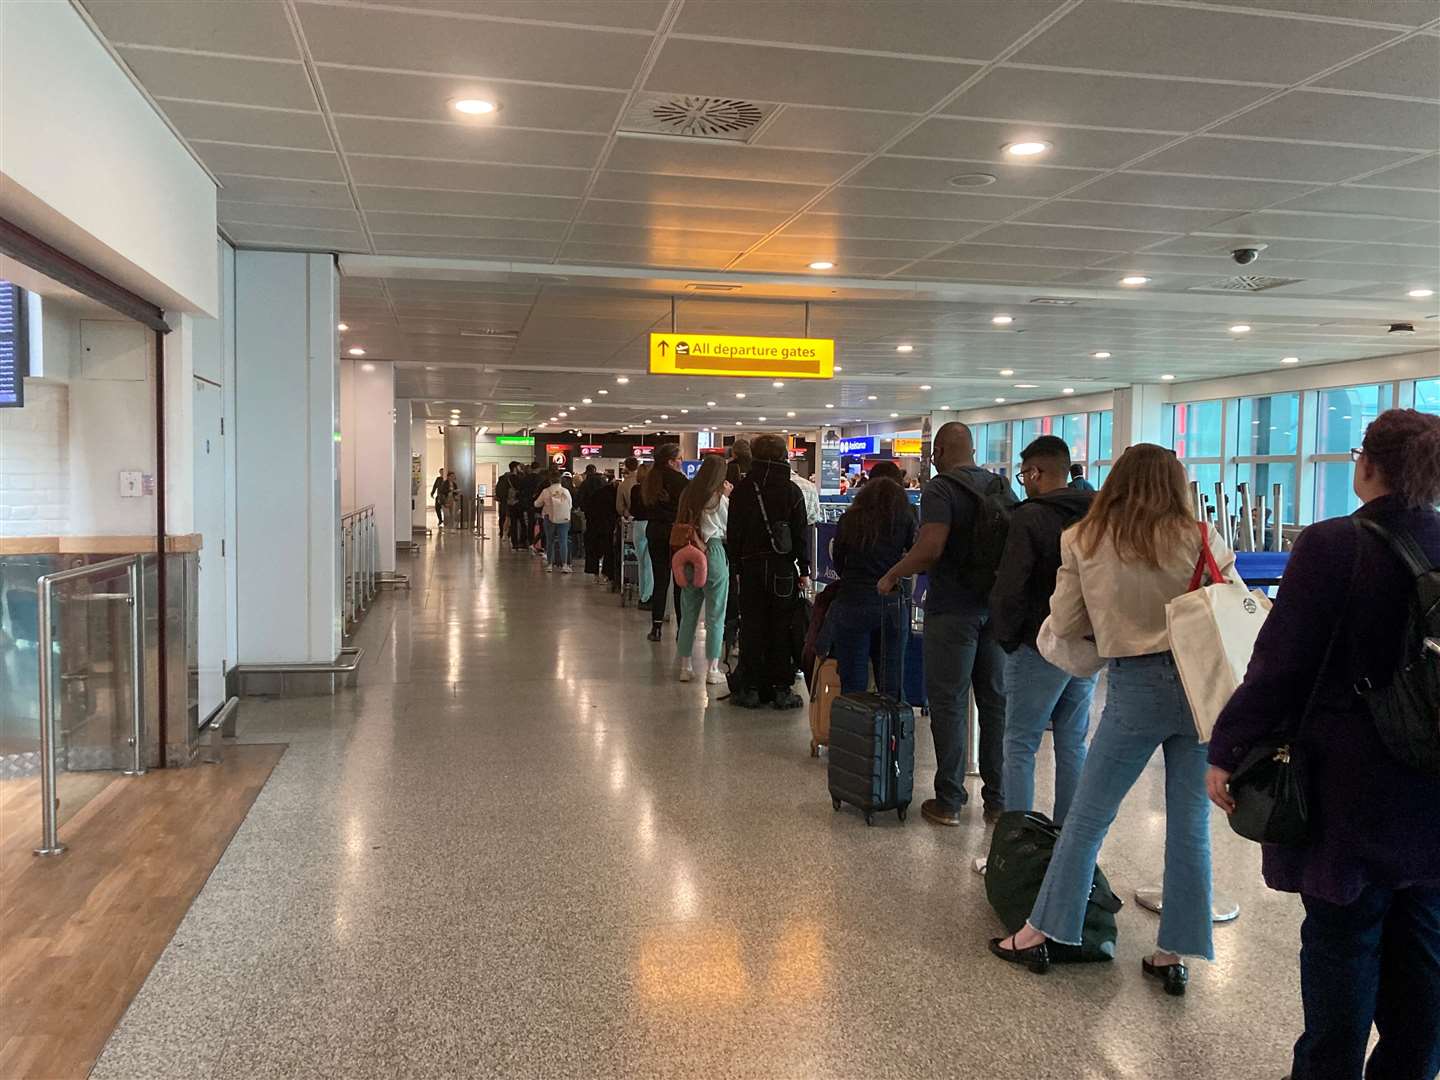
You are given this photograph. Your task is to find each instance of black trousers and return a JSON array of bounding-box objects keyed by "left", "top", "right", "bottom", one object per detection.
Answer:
[
  {"left": 434, "top": 498, "right": 445, "bottom": 526},
  {"left": 738, "top": 556, "right": 800, "bottom": 700},
  {"left": 646, "top": 520, "right": 680, "bottom": 626},
  {"left": 509, "top": 507, "right": 527, "bottom": 548}
]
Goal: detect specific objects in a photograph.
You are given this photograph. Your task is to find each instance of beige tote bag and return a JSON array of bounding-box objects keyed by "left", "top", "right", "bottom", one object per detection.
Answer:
[{"left": 1167, "top": 523, "right": 1272, "bottom": 742}]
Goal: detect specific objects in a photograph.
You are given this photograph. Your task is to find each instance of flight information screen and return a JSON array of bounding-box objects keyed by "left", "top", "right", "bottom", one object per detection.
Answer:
[{"left": 0, "top": 281, "right": 24, "bottom": 408}]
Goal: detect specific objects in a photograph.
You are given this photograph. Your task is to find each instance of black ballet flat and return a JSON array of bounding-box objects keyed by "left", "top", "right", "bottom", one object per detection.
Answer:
[
  {"left": 1141, "top": 956, "right": 1188, "bottom": 996},
  {"left": 988, "top": 936, "right": 1050, "bottom": 974}
]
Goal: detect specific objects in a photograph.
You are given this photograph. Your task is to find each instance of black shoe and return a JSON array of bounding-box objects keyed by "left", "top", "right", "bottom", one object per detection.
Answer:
[
  {"left": 772, "top": 690, "right": 804, "bottom": 710},
  {"left": 1142, "top": 956, "right": 1188, "bottom": 997},
  {"left": 983, "top": 806, "right": 1004, "bottom": 826},
  {"left": 730, "top": 688, "right": 761, "bottom": 709},
  {"left": 988, "top": 936, "right": 1050, "bottom": 974},
  {"left": 646, "top": 625, "right": 662, "bottom": 642}
]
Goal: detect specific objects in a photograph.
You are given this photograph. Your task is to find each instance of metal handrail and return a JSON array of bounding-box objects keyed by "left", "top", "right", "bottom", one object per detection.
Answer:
[
  {"left": 339, "top": 505, "right": 378, "bottom": 631},
  {"left": 34, "top": 553, "right": 147, "bottom": 857}
]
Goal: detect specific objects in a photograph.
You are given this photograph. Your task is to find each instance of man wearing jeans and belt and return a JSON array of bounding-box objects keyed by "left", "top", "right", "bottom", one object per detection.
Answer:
[{"left": 879, "top": 422, "right": 1016, "bottom": 826}]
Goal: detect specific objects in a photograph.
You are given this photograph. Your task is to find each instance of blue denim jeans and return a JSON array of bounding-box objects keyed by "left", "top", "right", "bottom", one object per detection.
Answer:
[
  {"left": 922, "top": 606, "right": 1006, "bottom": 812},
  {"left": 1292, "top": 884, "right": 1440, "bottom": 1080},
  {"left": 1002, "top": 645, "right": 1096, "bottom": 826},
  {"left": 828, "top": 592, "right": 906, "bottom": 698},
  {"left": 547, "top": 521, "right": 570, "bottom": 566},
  {"left": 1028, "top": 653, "right": 1213, "bottom": 959}
]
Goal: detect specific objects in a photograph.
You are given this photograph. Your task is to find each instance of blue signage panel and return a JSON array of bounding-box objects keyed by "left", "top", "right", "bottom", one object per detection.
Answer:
[
  {"left": 836, "top": 437, "right": 876, "bottom": 454},
  {"left": 681, "top": 459, "right": 703, "bottom": 479}
]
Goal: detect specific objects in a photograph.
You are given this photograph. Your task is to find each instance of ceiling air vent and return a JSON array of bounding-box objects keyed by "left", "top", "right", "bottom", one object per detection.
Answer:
[
  {"left": 620, "top": 93, "right": 770, "bottom": 143},
  {"left": 1191, "top": 275, "right": 1302, "bottom": 293}
]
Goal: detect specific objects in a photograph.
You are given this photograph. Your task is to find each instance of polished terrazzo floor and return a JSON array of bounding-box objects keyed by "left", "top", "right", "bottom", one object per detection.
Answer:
[{"left": 93, "top": 530, "right": 1307, "bottom": 1079}]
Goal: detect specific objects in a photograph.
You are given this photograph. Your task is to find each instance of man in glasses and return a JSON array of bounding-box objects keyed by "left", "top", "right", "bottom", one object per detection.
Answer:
[{"left": 989, "top": 435, "right": 1098, "bottom": 826}]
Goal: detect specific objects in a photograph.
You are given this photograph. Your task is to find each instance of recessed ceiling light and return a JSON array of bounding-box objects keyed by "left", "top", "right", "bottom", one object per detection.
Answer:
[
  {"left": 598, "top": 389, "right": 609, "bottom": 395},
  {"left": 1119, "top": 276, "right": 1150, "bottom": 287},
  {"left": 896, "top": 344, "right": 914, "bottom": 353},
  {"left": 1160, "top": 374, "right": 1176, "bottom": 381},
  {"left": 1014, "top": 383, "right": 1037, "bottom": 389},
  {"left": 940, "top": 405, "right": 951, "bottom": 411},
  {"left": 947, "top": 172, "right": 998, "bottom": 188},
  {"left": 706, "top": 400, "right": 716, "bottom": 407},
  {"left": 337, "top": 322, "right": 349, "bottom": 332},
  {"left": 361, "top": 362, "right": 375, "bottom": 372},
  {"left": 425, "top": 365, "right": 438, "bottom": 371},
  {"left": 773, "top": 380, "right": 784, "bottom": 388},
  {"left": 1407, "top": 288, "right": 1434, "bottom": 298},
  {"left": 1003, "top": 140, "right": 1050, "bottom": 157},
  {"left": 834, "top": 366, "right": 843, "bottom": 372},
  {"left": 995, "top": 397, "right": 1007, "bottom": 403},
  {"left": 582, "top": 397, "right": 593, "bottom": 404},
  {"left": 889, "top": 412, "right": 899, "bottom": 418},
  {"left": 660, "top": 414, "right": 669, "bottom": 420},
  {"left": 1062, "top": 388, "right": 1075, "bottom": 395},
  {"left": 999, "top": 368, "right": 1015, "bottom": 376},
  {"left": 735, "top": 421, "right": 742, "bottom": 427},
  {"left": 1281, "top": 356, "right": 1300, "bottom": 365},
  {"left": 1092, "top": 351, "right": 1111, "bottom": 359},
  {"left": 825, "top": 403, "right": 834, "bottom": 409},
  {"left": 786, "top": 410, "right": 796, "bottom": 418},
  {"left": 558, "top": 411, "right": 567, "bottom": 417},
  {"left": 452, "top": 98, "right": 498, "bottom": 115},
  {"left": 992, "top": 315, "right": 1014, "bottom": 325},
  {"left": 758, "top": 416, "right": 767, "bottom": 422},
  {"left": 808, "top": 260, "right": 835, "bottom": 270},
  {"left": 1230, "top": 324, "right": 1252, "bottom": 333},
  {"left": 867, "top": 394, "right": 878, "bottom": 401},
  {"left": 735, "top": 392, "right": 746, "bottom": 399},
  {"left": 680, "top": 408, "right": 689, "bottom": 414},
  {"left": 919, "top": 384, "right": 932, "bottom": 391},
  {"left": 348, "top": 347, "right": 368, "bottom": 357},
  {"left": 616, "top": 376, "right": 630, "bottom": 384},
  {"left": 549, "top": 416, "right": 558, "bottom": 421}
]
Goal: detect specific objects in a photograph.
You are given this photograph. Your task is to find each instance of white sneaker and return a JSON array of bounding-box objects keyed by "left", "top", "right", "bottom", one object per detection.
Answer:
[
  {"left": 679, "top": 660, "right": 694, "bottom": 682},
  {"left": 545, "top": 564, "right": 554, "bottom": 573},
  {"left": 706, "top": 667, "right": 726, "bottom": 685},
  {"left": 561, "top": 565, "right": 573, "bottom": 574}
]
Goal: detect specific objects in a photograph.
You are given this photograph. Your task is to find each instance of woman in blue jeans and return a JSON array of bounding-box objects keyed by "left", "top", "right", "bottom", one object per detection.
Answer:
[
  {"left": 828, "top": 477, "right": 916, "bottom": 696},
  {"left": 673, "top": 455, "right": 731, "bottom": 685},
  {"left": 990, "top": 444, "right": 1235, "bottom": 996}
]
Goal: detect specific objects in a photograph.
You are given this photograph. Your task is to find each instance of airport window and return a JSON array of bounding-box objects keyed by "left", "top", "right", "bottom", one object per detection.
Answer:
[
  {"left": 1315, "top": 384, "right": 1382, "bottom": 455},
  {"left": 1415, "top": 377, "right": 1440, "bottom": 416},
  {"left": 1237, "top": 393, "right": 1300, "bottom": 457}
]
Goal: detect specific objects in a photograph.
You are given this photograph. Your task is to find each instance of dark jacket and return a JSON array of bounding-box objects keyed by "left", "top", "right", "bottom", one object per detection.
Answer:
[
  {"left": 430, "top": 474, "right": 449, "bottom": 501},
  {"left": 632, "top": 465, "right": 688, "bottom": 527},
  {"left": 494, "top": 473, "right": 513, "bottom": 509},
  {"left": 584, "top": 479, "right": 618, "bottom": 533},
  {"left": 518, "top": 472, "right": 542, "bottom": 506},
  {"left": 577, "top": 474, "right": 604, "bottom": 507},
  {"left": 989, "top": 486, "right": 1094, "bottom": 652},
  {"left": 727, "top": 458, "right": 811, "bottom": 577},
  {"left": 1209, "top": 496, "right": 1440, "bottom": 905},
  {"left": 832, "top": 510, "right": 917, "bottom": 601}
]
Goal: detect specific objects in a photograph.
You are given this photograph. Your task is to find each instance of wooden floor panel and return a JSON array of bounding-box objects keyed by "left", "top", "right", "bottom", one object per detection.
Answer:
[{"left": 0, "top": 745, "right": 286, "bottom": 1080}]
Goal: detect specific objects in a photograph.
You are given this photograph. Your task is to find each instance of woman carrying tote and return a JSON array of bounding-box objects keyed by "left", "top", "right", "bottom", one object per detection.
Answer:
[
  {"left": 1207, "top": 408, "right": 1440, "bottom": 1080},
  {"left": 673, "top": 455, "right": 731, "bottom": 684},
  {"left": 989, "top": 443, "right": 1235, "bottom": 995},
  {"left": 638, "top": 444, "right": 689, "bottom": 642}
]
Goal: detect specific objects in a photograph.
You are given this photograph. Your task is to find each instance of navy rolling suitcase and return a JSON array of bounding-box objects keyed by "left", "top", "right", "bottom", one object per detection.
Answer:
[{"left": 827, "top": 691, "right": 914, "bottom": 826}]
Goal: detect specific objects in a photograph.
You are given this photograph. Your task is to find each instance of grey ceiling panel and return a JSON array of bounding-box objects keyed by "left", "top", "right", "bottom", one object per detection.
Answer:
[
  {"left": 336, "top": 118, "right": 606, "bottom": 169},
  {"left": 373, "top": 0, "right": 671, "bottom": 31},
  {"left": 1215, "top": 90, "right": 1440, "bottom": 150},
  {"left": 810, "top": 187, "right": 1041, "bottom": 220},
  {"left": 219, "top": 202, "right": 364, "bottom": 230},
  {"left": 891, "top": 117, "right": 1172, "bottom": 170},
  {"left": 751, "top": 107, "right": 918, "bottom": 154},
  {"left": 215, "top": 175, "right": 355, "bottom": 208},
  {"left": 225, "top": 223, "right": 369, "bottom": 251},
  {"left": 1137, "top": 136, "right": 1415, "bottom": 184},
  {"left": 1348, "top": 154, "right": 1440, "bottom": 191},
  {"left": 357, "top": 187, "right": 580, "bottom": 219},
  {"left": 1313, "top": 35, "right": 1440, "bottom": 98},
  {"left": 193, "top": 143, "right": 345, "bottom": 182},
  {"left": 116, "top": 48, "right": 316, "bottom": 110},
  {"left": 848, "top": 156, "right": 1099, "bottom": 199},
  {"left": 1186, "top": 0, "right": 1440, "bottom": 26},
  {"left": 782, "top": 213, "right": 993, "bottom": 241},
  {"left": 348, "top": 156, "right": 590, "bottom": 197},
  {"left": 1017, "top": 200, "right": 1235, "bottom": 233},
  {"left": 374, "top": 235, "right": 562, "bottom": 259},
  {"left": 157, "top": 100, "right": 333, "bottom": 150},
  {"left": 365, "top": 213, "right": 572, "bottom": 240},
  {"left": 81, "top": 0, "right": 300, "bottom": 57},
  {"left": 590, "top": 172, "right": 822, "bottom": 212},
  {"left": 1073, "top": 171, "right": 1322, "bottom": 210},
  {"left": 1273, "top": 185, "right": 1440, "bottom": 220},
  {"left": 578, "top": 201, "right": 793, "bottom": 232},
  {"left": 603, "top": 138, "right": 861, "bottom": 186}
]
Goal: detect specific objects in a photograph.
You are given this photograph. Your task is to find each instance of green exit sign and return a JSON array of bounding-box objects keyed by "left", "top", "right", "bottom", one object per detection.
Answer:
[{"left": 494, "top": 435, "right": 534, "bottom": 446}]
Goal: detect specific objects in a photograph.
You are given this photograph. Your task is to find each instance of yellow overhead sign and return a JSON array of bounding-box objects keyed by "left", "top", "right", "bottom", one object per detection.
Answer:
[
  {"left": 649, "top": 333, "right": 834, "bottom": 379},
  {"left": 891, "top": 438, "right": 923, "bottom": 455}
]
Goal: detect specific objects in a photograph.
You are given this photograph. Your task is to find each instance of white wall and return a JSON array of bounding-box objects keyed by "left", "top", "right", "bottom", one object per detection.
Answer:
[
  {"left": 355, "top": 363, "right": 396, "bottom": 572},
  {"left": 410, "top": 416, "right": 428, "bottom": 530},
  {"left": 393, "top": 399, "right": 412, "bottom": 549},
  {"left": 234, "top": 251, "right": 340, "bottom": 664},
  {"left": 0, "top": 382, "right": 69, "bottom": 537},
  {"left": 0, "top": 1, "right": 217, "bottom": 315},
  {"left": 339, "top": 358, "right": 357, "bottom": 513}
]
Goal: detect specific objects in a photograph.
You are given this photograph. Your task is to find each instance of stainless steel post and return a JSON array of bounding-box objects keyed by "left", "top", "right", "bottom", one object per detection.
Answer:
[
  {"left": 1189, "top": 480, "right": 1202, "bottom": 520},
  {"left": 1255, "top": 494, "right": 1268, "bottom": 557},
  {"left": 124, "top": 555, "right": 147, "bottom": 776},
  {"left": 34, "top": 577, "right": 64, "bottom": 857},
  {"left": 1271, "top": 483, "right": 1284, "bottom": 551},
  {"left": 1237, "top": 482, "right": 1256, "bottom": 553},
  {"left": 1213, "top": 483, "right": 1229, "bottom": 546}
]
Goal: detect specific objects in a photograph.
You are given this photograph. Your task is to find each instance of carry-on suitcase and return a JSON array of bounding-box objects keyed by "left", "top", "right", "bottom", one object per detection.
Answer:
[
  {"left": 618, "top": 520, "right": 639, "bottom": 607},
  {"left": 827, "top": 691, "right": 914, "bottom": 825},
  {"left": 808, "top": 657, "right": 841, "bottom": 757}
]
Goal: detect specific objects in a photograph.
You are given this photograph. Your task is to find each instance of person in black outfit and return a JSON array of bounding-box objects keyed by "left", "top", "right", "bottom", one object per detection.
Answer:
[
  {"left": 584, "top": 471, "right": 618, "bottom": 582},
  {"left": 727, "top": 434, "right": 811, "bottom": 709},
  {"left": 723, "top": 438, "right": 753, "bottom": 653},
  {"left": 429, "top": 467, "right": 450, "bottom": 528},
  {"left": 577, "top": 463, "right": 604, "bottom": 508},
  {"left": 494, "top": 463, "right": 514, "bottom": 541},
  {"left": 634, "top": 443, "right": 689, "bottom": 641},
  {"left": 517, "top": 464, "right": 544, "bottom": 553}
]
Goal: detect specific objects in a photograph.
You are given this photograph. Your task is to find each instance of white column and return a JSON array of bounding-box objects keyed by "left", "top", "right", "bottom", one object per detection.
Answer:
[
  {"left": 355, "top": 362, "right": 396, "bottom": 571},
  {"left": 411, "top": 415, "right": 428, "bottom": 530},
  {"left": 1111, "top": 383, "right": 1168, "bottom": 456},
  {"left": 233, "top": 251, "right": 340, "bottom": 665},
  {"left": 394, "top": 399, "right": 412, "bottom": 551}
]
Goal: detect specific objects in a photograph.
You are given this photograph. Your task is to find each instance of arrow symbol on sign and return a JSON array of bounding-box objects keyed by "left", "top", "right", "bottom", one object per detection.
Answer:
[{"left": 657, "top": 341, "right": 669, "bottom": 357}]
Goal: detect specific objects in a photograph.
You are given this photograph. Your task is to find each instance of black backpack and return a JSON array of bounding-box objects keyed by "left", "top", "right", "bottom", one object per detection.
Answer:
[
  {"left": 1355, "top": 519, "right": 1440, "bottom": 777},
  {"left": 936, "top": 471, "right": 1014, "bottom": 595}
]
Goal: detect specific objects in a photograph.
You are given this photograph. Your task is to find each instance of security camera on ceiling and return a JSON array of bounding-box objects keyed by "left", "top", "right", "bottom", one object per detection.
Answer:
[{"left": 1231, "top": 244, "right": 1269, "bottom": 265}]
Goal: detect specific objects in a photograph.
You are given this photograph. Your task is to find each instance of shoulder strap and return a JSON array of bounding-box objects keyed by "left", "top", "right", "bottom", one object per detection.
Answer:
[
  {"left": 1355, "top": 517, "right": 1436, "bottom": 578},
  {"left": 1187, "top": 521, "right": 1227, "bottom": 591}
]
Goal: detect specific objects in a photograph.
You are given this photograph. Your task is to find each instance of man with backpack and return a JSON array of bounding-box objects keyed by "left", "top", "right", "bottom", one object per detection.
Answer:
[{"left": 879, "top": 421, "right": 1016, "bottom": 827}]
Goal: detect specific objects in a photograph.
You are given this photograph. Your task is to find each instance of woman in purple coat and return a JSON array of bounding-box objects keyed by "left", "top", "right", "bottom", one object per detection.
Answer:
[{"left": 1208, "top": 408, "right": 1440, "bottom": 1080}]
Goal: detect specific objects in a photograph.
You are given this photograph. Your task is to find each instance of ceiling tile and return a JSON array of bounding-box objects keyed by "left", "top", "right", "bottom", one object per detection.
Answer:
[
  {"left": 645, "top": 39, "right": 978, "bottom": 112},
  {"left": 1195, "top": 210, "right": 1425, "bottom": 242},
  {"left": 604, "top": 138, "right": 860, "bottom": 185},
  {"left": 1271, "top": 185, "right": 1440, "bottom": 220},
  {"left": 1073, "top": 171, "right": 1319, "bottom": 209},
  {"left": 754, "top": 234, "right": 945, "bottom": 259},
  {"left": 848, "top": 156, "right": 1099, "bottom": 198},
  {"left": 1142, "top": 234, "right": 1350, "bottom": 260},
  {"left": 1017, "top": 199, "right": 1234, "bottom": 232},
  {"left": 1350, "top": 154, "right": 1440, "bottom": 191},
  {"left": 357, "top": 187, "right": 579, "bottom": 218},
  {"left": 1184, "top": 0, "right": 1440, "bottom": 25},
  {"left": 1137, "top": 135, "right": 1416, "bottom": 184},
  {"left": 971, "top": 222, "right": 1178, "bottom": 251},
  {"left": 295, "top": 3, "right": 651, "bottom": 87},
  {"left": 219, "top": 202, "right": 364, "bottom": 230},
  {"left": 1315, "top": 36, "right": 1440, "bottom": 99},
  {"left": 1215, "top": 90, "right": 1440, "bottom": 150},
  {"left": 365, "top": 212, "right": 571, "bottom": 240},
  {"left": 336, "top": 117, "right": 604, "bottom": 169},
  {"left": 116, "top": 48, "right": 315, "bottom": 110},
  {"left": 374, "top": 235, "right": 561, "bottom": 259},
  {"left": 317, "top": 67, "right": 626, "bottom": 133},
  {"left": 731, "top": 253, "right": 913, "bottom": 276},
  {"left": 157, "top": 100, "right": 332, "bottom": 150},
  {"left": 810, "top": 187, "right": 1041, "bottom": 220},
  {"left": 783, "top": 213, "right": 993, "bottom": 241},
  {"left": 192, "top": 143, "right": 344, "bottom": 182},
  {"left": 590, "top": 172, "right": 822, "bottom": 212},
  {"left": 1011, "top": 1, "right": 1395, "bottom": 82},
  {"left": 891, "top": 117, "right": 1171, "bottom": 169},
  {"left": 922, "top": 242, "right": 1132, "bottom": 267},
  {"left": 560, "top": 242, "right": 741, "bottom": 269},
  {"left": 906, "top": 260, "right": 1076, "bottom": 283},
  {"left": 80, "top": 0, "right": 299, "bottom": 57},
  {"left": 1320, "top": 242, "right": 1440, "bottom": 268},
  {"left": 225, "top": 223, "right": 369, "bottom": 251},
  {"left": 215, "top": 175, "right": 354, "bottom": 208},
  {"left": 578, "top": 200, "right": 792, "bottom": 232},
  {"left": 373, "top": 0, "right": 670, "bottom": 31},
  {"left": 942, "top": 66, "right": 1272, "bottom": 132},
  {"left": 673, "top": 0, "right": 1066, "bottom": 59},
  {"left": 348, "top": 156, "right": 590, "bottom": 196},
  {"left": 750, "top": 107, "right": 917, "bottom": 154},
  {"left": 568, "top": 223, "right": 764, "bottom": 249}
]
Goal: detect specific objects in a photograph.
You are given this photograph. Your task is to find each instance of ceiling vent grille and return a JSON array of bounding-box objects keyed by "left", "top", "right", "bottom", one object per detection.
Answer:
[
  {"left": 620, "top": 94, "right": 770, "bottom": 142},
  {"left": 1191, "top": 275, "right": 1302, "bottom": 293}
]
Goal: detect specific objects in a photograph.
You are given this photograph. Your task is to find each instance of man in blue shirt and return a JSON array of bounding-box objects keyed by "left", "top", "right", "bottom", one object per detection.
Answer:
[{"left": 879, "top": 422, "right": 1016, "bottom": 826}]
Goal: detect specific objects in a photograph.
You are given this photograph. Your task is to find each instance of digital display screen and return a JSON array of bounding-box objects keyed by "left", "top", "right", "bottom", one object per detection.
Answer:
[{"left": 0, "top": 282, "right": 25, "bottom": 408}]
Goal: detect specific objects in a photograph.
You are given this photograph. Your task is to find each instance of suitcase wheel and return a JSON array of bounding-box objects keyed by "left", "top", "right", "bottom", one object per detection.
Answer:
[
  {"left": 831, "top": 797, "right": 842, "bottom": 811},
  {"left": 864, "top": 812, "right": 875, "bottom": 827},
  {"left": 897, "top": 805, "right": 908, "bottom": 823}
]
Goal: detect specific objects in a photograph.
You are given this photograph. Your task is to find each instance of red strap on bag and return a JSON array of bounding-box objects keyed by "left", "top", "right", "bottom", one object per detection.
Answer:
[{"left": 1186, "top": 520, "right": 1228, "bottom": 591}]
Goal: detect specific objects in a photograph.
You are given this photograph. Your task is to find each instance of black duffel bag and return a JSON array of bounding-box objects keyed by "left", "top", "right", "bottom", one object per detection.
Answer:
[{"left": 985, "top": 811, "right": 1122, "bottom": 963}]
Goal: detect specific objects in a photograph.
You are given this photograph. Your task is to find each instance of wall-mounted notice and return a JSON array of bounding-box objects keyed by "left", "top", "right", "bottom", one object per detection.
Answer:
[{"left": 0, "top": 281, "right": 26, "bottom": 408}]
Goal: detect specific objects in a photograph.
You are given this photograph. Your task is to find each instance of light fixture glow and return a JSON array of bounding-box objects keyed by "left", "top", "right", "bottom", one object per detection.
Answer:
[
  {"left": 1407, "top": 288, "right": 1434, "bottom": 298},
  {"left": 1281, "top": 356, "right": 1300, "bottom": 365},
  {"left": 598, "top": 389, "right": 609, "bottom": 395},
  {"left": 1160, "top": 374, "right": 1176, "bottom": 381},
  {"left": 452, "top": 98, "right": 498, "bottom": 115},
  {"left": 995, "top": 397, "right": 1007, "bottom": 403},
  {"left": 582, "top": 397, "right": 592, "bottom": 404},
  {"left": 347, "top": 347, "right": 366, "bottom": 356},
  {"left": 991, "top": 314, "right": 1014, "bottom": 325},
  {"left": 825, "top": 403, "right": 834, "bottom": 409},
  {"left": 786, "top": 410, "right": 796, "bottom": 418},
  {"left": 680, "top": 408, "right": 689, "bottom": 414},
  {"left": 808, "top": 260, "right": 835, "bottom": 270},
  {"left": 706, "top": 401, "right": 716, "bottom": 407},
  {"left": 919, "top": 384, "right": 932, "bottom": 391},
  {"left": 558, "top": 411, "right": 567, "bottom": 417},
  {"left": 834, "top": 366, "right": 843, "bottom": 372},
  {"left": 1229, "top": 324, "right": 1252, "bottom": 333},
  {"left": 1062, "top": 388, "right": 1075, "bottom": 395},
  {"left": 1092, "top": 351, "right": 1111, "bottom": 359},
  {"left": 896, "top": 344, "right": 914, "bottom": 353},
  {"left": 758, "top": 416, "right": 767, "bottom": 422},
  {"left": 1014, "top": 383, "right": 1037, "bottom": 389},
  {"left": 1003, "top": 140, "right": 1051, "bottom": 157},
  {"left": 940, "top": 405, "right": 951, "bottom": 410},
  {"left": 337, "top": 322, "right": 349, "bottom": 331},
  {"left": 867, "top": 394, "right": 878, "bottom": 401},
  {"left": 361, "top": 362, "right": 375, "bottom": 372},
  {"left": 1119, "top": 276, "right": 1150, "bottom": 287},
  {"left": 772, "top": 381, "right": 785, "bottom": 389},
  {"left": 616, "top": 376, "right": 630, "bottom": 384},
  {"left": 735, "top": 392, "right": 746, "bottom": 399},
  {"left": 889, "top": 412, "right": 899, "bottom": 418},
  {"left": 999, "top": 368, "right": 1015, "bottom": 376}
]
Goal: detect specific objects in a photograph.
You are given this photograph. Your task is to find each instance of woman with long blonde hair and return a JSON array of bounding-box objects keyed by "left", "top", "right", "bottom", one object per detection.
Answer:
[
  {"left": 673, "top": 455, "right": 731, "bottom": 683},
  {"left": 990, "top": 444, "right": 1236, "bottom": 996}
]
